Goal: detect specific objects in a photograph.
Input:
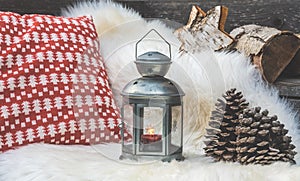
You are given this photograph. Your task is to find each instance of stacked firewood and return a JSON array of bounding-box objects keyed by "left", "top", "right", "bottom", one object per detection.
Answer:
[{"left": 175, "top": 5, "right": 300, "bottom": 83}]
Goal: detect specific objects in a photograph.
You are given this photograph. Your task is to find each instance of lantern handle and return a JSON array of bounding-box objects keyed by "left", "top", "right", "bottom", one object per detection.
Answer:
[{"left": 135, "top": 29, "right": 172, "bottom": 60}]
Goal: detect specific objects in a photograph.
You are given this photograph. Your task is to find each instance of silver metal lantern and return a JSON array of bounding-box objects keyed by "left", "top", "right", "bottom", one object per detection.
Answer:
[{"left": 119, "top": 29, "right": 185, "bottom": 162}]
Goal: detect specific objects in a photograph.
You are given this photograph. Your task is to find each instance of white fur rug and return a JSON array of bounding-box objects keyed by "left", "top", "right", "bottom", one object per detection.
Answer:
[
  {"left": 1, "top": 1, "right": 300, "bottom": 180},
  {"left": 1, "top": 143, "right": 299, "bottom": 181}
]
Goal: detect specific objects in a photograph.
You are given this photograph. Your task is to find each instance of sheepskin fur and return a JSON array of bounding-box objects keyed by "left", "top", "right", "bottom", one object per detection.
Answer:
[
  {"left": 1, "top": 1, "right": 300, "bottom": 180},
  {"left": 1, "top": 143, "right": 300, "bottom": 181}
]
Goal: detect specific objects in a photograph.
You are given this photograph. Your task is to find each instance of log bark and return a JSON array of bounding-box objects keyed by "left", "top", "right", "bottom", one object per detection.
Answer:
[
  {"left": 174, "top": 5, "right": 234, "bottom": 53},
  {"left": 230, "top": 25, "right": 300, "bottom": 83}
]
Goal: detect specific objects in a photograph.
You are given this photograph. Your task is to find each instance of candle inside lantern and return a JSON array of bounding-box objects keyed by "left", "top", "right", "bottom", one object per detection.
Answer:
[
  {"left": 147, "top": 127, "right": 155, "bottom": 134},
  {"left": 141, "top": 126, "right": 162, "bottom": 144}
]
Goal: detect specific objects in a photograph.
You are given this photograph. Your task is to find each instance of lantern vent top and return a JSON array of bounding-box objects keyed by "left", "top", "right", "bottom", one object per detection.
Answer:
[
  {"left": 135, "top": 51, "right": 171, "bottom": 77},
  {"left": 135, "top": 29, "right": 172, "bottom": 77}
]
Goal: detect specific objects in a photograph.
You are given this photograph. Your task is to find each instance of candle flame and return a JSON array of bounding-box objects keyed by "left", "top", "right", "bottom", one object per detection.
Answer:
[{"left": 146, "top": 126, "right": 155, "bottom": 135}]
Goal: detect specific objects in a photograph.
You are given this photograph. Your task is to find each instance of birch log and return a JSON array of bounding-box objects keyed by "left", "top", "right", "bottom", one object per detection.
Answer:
[
  {"left": 230, "top": 24, "right": 300, "bottom": 83},
  {"left": 174, "top": 5, "right": 234, "bottom": 53}
]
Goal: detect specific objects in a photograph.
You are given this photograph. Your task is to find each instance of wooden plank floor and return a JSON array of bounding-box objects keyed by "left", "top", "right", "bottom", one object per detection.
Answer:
[
  {"left": 116, "top": 0, "right": 300, "bottom": 33},
  {"left": 0, "top": 0, "right": 299, "bottom": 32},
  {"left": 275, "top": 77, "right": 300, "bottom": 114}
]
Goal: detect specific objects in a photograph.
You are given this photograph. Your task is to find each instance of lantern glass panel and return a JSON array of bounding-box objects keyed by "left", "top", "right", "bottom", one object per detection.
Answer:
[
  {"left": 122, "top": 104, "right": 134, "bottom": 155},
  {"left": 143, "top": 107, "right": 163, "bottom": 135},
  {"left": 139, "top": 107, "right": 163, "bottom": 153},
  {"left": 170, "top": 106, "right": 183, "bottom": 154}
]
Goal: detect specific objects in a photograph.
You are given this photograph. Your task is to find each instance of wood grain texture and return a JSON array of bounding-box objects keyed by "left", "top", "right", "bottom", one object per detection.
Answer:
[
  {"left": 0, "top": 0, "right": 299, "bottom": 32},
  {"left": 116, "top": 0, "right": 300, "bottom": 33},
  {"left": 0, "top": 0, "right": 74, "bottom": 15},
  {"left": 275, "top": 78, "right": 300, "bottom": 98},
  {"left": 275, "top": 77, "right": 300, "bottom": 114}
]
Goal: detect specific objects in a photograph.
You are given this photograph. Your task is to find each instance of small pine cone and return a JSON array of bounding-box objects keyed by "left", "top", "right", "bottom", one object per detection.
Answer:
[
  {"left": 204, "top": 88, "right": 249, "bottom": 162},
  {"left": 237, "top": 107, "right": 297, "bottom": 165}
]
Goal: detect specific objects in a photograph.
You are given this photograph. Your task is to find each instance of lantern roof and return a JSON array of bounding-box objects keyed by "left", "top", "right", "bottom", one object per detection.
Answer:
[{"left": 121, "top": 76, "right": 185, "bottom": 98}]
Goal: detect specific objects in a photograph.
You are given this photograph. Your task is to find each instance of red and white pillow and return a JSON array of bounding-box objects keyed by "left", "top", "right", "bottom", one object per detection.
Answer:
[{"left": 0, "top": 12, "right": 129, "bottom": 152}]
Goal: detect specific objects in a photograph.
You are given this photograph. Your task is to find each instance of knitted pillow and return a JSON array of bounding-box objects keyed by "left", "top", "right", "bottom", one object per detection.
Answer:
[{"left": 0, "top": 12, "right": 127, "bottom": 152}]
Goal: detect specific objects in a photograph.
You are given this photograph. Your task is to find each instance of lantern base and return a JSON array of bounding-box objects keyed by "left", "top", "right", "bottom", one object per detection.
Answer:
[
  {"left": 119, "top": 146, "right": 185, "bottom": 162},
  {"left": 119, "top": 153, "right": 184, "bottom": 162}
]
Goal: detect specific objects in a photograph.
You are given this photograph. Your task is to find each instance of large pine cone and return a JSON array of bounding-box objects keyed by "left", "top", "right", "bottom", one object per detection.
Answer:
[
  {"left": 237, "top": 107, "right": 297, "bottom": 165},
  {"left": 204, "top": 88, "right": 249, "bottom": 162}
]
